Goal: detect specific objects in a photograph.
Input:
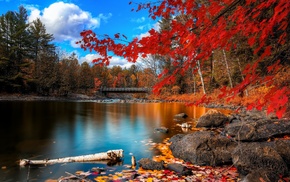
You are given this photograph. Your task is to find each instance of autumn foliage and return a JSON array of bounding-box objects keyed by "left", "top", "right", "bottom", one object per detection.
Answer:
[{"left": 77, "top": 0, "right": 290, "bottom": 118}]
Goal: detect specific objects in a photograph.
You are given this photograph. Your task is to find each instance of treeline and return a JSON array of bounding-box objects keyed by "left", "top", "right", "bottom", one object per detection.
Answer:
[
  {"left": 0, "top": 6, "right": 155, "bottom": 96},
  {"left": 1, "top": 6, "right": 289, "bottom": 99}
]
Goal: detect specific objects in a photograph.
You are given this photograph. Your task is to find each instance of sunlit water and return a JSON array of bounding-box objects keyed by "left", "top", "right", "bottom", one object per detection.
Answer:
[{"left": 0, "top": 101, "right": 231, "bottom": 181}]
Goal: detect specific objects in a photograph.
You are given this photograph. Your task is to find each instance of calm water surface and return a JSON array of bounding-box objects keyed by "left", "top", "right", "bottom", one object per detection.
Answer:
[{"left": 0, "top": 101, "right": 230, "bottom": 181}]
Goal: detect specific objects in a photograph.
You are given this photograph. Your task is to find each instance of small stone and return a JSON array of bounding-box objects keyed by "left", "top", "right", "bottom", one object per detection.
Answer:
[
  {"left": 174, "top": 113, "right": 188, "bottom": 119},
  {"left": 155, "top": 127, "right": 169, "bottom": 133}
]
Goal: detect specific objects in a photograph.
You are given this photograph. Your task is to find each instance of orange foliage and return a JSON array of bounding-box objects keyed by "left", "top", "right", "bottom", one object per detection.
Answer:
[{"left": 94, "top": 78, "right": 102, "bottom": 91}]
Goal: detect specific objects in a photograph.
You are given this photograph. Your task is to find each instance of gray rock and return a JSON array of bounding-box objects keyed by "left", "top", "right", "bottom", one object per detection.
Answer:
[
  {"left": 168, "top": 134, "right": 185, "bottom": 143},
  {"left": 155, "top": 127, "right": 169, "bottom": 133},
  {"left": 273, "top": 140, "right": 290, "bottom": 168},
  {"left": 240, "top": 169, "right": 280, "bottom": 182},
  {"left": 166, "top": 163, "right": 193, "bottom": 176},
  {"left": 225, "top": 119, "right": 290, "bottom": 141},
  {"left": 174, "top": 113, "right": 188, "bottom": 119},
  {"left": 232, "top": 143, "right": 288, "bottom": 177},
  {"left": 245, "top": 109, "right": 267, "bottom": 120},
  {"left": 196, "top": 109, "right": 229, "bottom": 128},
  {"left": 138, "top": 158, "right": 164, "bottom": 170},
  {"left": 169, "top": 131, "right": 237, "bottom": 166}
]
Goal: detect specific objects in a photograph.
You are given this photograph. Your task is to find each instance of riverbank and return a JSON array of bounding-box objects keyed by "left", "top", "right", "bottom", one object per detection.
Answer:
[
  {"left": 0, "top": 93, "right": 97, "bottom": 101},
  {"left": 2, "top": 93, "right": 289, "bottom": 181},
  {"left": 0, "top": 93, "right": 146, "bottom": 101},
  {"left": 0, "top": 93, "right": 235, "bottom": 107}
]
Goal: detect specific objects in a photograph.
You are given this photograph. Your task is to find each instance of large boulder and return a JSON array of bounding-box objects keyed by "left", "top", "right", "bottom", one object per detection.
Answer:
[
  {"left": 169, "top": 134, "right": 185, "bottom": 143},
  {"left": 273, "top": 140, "right": 290, "bottom": 169},
  {"left": 225, "top": 119, "right": 290, "bottom": 141},
  {"left": 169, "top": 131, "right": 237, "bottom": 166},
  {"left": 196, "top": 109, "right": 229, "bottom": 128},
  {"left": 232, "top": 142, "right": 288, "bottom": 181}
]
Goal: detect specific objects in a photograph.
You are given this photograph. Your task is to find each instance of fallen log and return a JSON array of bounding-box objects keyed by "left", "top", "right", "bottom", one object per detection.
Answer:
[{"left": 19, "top": 149, "right": 124, "bottom": 166}]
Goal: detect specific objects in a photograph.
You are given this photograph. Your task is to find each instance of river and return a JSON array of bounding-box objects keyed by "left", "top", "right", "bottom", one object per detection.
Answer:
[{"left": 0, "top": 101, "right": 230, "bottom": 181}]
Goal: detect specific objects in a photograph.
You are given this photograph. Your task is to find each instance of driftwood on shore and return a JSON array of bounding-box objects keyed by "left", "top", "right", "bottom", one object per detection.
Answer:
[{"left": 19, "top": 149, "right": 124, "bottom": 166}]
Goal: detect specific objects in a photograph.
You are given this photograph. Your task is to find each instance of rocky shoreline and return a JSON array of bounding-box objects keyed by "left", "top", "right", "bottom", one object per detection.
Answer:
[
  {"left": 138, "top": 109, "right": 290, "bottom": 182},
  {"left": 0, "top": 94, "right": 239, "bottom": 110},
  {"left": 0, "top": 93, "right": 163, "bottom": 103}
]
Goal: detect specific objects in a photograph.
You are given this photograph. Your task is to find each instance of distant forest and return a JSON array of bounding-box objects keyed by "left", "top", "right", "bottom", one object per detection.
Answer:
[
  {"left": 1, "top": 6, "right": 289, "bottom": 100},
  {"left": 0, "top": 6, "right": 153, "bottom": 96}
]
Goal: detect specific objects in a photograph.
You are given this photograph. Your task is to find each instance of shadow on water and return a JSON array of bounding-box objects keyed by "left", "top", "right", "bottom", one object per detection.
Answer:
[{"left": 0, "top": 101, "right": 231, "bottom": 181}]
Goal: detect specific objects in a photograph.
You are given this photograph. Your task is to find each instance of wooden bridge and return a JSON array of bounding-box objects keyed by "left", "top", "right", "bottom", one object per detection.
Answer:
[{"left": 99, "top": 87, "right": 151, "bottom": 95}]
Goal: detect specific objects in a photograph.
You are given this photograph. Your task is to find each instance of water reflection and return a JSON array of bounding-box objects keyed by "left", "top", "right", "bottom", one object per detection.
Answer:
[{"left": 0, "top": 101, "right": 230, "bottom": 181}]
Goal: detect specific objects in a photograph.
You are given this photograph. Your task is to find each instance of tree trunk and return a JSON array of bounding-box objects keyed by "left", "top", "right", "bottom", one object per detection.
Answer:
[
  {"left": 210, "top": 53, "right": 215, "bottom": 83},
  {"left": 237, "top": 58, "right": 249, "bottom": 96},
  {"left": 197, "top": 60, "right": 206, "bottom": 94},
  {"left": 192, "top": 68, "right": 196, "bottom": 94},
  {"left": 222, "top": 49, "right": 233, "bottom": 88},
  {"left": 19, "top": 149, "right": 123, "bottom": 166}
]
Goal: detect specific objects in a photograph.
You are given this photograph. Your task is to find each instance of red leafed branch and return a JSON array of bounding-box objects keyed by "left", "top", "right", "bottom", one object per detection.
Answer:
[{"left": 78, "top": 0, "right": 290, "bottom": 118}]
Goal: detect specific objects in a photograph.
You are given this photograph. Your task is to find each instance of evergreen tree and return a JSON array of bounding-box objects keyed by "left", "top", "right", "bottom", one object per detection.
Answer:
[
  {"left": 28, "top": 18, "right": 55, "bottom": 62},
  {"left": 28, "top": 18, "right": 56, "bottom": 94},
  {"left": 0, "top": 6, "right": 32, "bottom": 92}
]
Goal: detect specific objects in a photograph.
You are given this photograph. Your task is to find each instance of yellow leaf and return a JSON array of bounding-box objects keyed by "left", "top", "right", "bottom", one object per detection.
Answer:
[
  {"left": 112, "top": 175, "right": 119, "bottom": 180},
  {"left": 147, "top": 177, "right": 153, "bottom": 182}
]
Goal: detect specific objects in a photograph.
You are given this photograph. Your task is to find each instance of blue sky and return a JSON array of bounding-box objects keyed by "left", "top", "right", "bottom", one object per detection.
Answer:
[{"left": 0, "top": 0, "right": 159, "bottom": 67}]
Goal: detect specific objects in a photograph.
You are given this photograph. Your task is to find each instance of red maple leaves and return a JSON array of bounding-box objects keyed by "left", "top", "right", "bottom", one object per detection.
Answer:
[{"left": 78, "top": 0, "right": 289, "bottom": 118}]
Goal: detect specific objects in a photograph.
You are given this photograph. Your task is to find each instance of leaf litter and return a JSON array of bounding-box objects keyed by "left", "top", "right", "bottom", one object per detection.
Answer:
[{"left": 46, "top": 138, "right": 240, "bottom": 182}]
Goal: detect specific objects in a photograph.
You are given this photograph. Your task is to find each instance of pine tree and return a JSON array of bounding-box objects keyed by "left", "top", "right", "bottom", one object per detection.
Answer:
[
  {"left": 0, "top": 6, "right": 31, "bottom": 92},
  {"left": 28, "top": 18, "right": 56, "bottom": 94}
]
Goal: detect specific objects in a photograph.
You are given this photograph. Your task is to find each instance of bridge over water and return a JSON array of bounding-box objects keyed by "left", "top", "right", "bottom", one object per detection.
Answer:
[{"left": 99, "top": 87, "right": 151, "bottom": 95}]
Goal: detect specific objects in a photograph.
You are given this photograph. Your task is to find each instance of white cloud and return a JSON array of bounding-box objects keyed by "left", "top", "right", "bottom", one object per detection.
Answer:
[
  {"left": 136, "top": 32, "right": 150, "bottom": 40},
  {"left": 136, "top": 25, "right": 146, "bottom": 31},
  {"left": 80, "top": 54, "right": 133, "bottom": 68},
  {"left": 26, "top": 5, "right": 41, "bottom": 22},
  {"left": 70, "top": 39, "right": 82, "bottom": 48},
  {"left": 134, "top": 22, "right": 160, "bottom": 40},
  {"left": 109, "top": 56, "right": 133, "bottom": 68},
  {"left": 98, "top": 13, "right": 112, "bottom": 23},
  {"left": 152, "top": 22, "right": 161, "bottom": 32},
  {"left": 27, "top": 2, "right": 110, "bottom": 45},
  {"left": 42, "top": 2, "right": 99, "bottom": 41},
  {"left": 131, "top": 17, "right": 146, "bottom": 23}
]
